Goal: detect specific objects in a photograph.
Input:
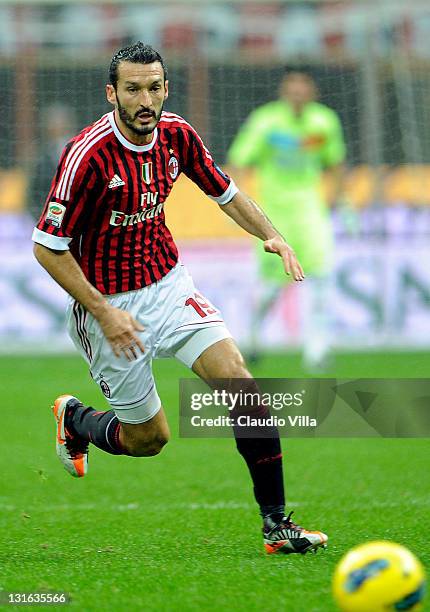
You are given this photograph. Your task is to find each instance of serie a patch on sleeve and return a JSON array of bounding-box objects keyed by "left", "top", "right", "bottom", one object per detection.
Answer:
[{"left": 45, "top": 202, "right": 66, "bottom": 228}]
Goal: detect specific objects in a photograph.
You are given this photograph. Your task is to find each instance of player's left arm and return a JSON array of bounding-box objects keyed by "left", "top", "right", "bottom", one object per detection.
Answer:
[
  {"left": 320, "top": 109, "right": 348, "bottom": 207},
  {"left": 183, "top": 125, "right": 304, "bottom": 282},
  {"left": 325, "top": 162, "right": 346, "bottom": 207},
  {"left": 221, "top": 190, "right": 304, "bottom": 282}
]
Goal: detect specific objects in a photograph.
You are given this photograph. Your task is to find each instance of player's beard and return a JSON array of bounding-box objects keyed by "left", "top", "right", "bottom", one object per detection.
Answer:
[{"left": 116, "top": 96, "right": 164, "bottom": 137}]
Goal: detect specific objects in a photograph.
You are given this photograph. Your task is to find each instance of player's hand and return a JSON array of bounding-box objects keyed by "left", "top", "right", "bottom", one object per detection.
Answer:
[
  {"left": 96, "top": 305, "right": 145, "bottom": 361},
  {"left": 263, "top": 237, "right": 305, "bottom": 281}
]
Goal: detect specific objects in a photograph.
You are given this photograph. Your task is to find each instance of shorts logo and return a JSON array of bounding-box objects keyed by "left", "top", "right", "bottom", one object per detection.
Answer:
[
  {"left": 45, "top": 202, "right": 66, "bottom": 228},
  {"left": 100, "top": 380, "right": 111, "bottom": 398},
  {"left": 168, "top": 156, "right": 179, "bottom": 180},
  {"left": 142, "top": 162, "right": 153, "bottom": 185}
]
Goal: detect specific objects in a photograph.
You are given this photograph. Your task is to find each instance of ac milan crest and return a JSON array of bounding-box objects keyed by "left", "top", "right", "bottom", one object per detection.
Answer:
[
  {"left": 168, "top": 156, "right": 179, "bottom": 180},
  {"left": 100, "top": 380, "right": 111, "bottom": 398}
]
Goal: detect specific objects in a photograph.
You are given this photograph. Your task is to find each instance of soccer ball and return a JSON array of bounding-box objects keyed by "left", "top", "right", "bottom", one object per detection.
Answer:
[{"left": 332, "top": 541, "right": 426, "bottom": 611}]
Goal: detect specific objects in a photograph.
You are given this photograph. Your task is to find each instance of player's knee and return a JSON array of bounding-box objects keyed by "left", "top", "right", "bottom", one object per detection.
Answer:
[
  {"left": 222, "top": 352, "right": 251, "bottom": 379},
  {"left": 142, "top": 432, "right": 169, "bottom": 457},
  {"left": 123, "top": 431, "right": 170, "bottom": 457}
]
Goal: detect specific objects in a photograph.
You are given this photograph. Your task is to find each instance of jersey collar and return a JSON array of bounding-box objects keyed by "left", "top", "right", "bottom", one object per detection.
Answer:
[{"left": 108, "top": 111, "right": 158, "bottom": 152}]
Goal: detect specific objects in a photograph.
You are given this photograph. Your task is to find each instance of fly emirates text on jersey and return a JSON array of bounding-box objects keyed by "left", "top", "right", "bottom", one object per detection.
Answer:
[{"left": 109, "top": 192, "right": 163, "bottom": 227}]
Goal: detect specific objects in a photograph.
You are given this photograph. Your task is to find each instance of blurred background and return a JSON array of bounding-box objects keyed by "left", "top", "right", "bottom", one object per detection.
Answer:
[{"left": 1, "top": 0, "right": 430, "bottom": 356}]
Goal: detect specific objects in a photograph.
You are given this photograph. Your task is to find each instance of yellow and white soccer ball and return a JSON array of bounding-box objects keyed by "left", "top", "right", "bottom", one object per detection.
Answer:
[{"left": 332, "top": 541, "right": 426, "bottom": 611}]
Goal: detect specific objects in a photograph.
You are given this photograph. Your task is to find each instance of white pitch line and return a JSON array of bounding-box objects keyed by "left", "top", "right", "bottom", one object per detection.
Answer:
[
  {"left": 1, "top": 499, "right": 428, "bottom": 513},
  {"left": 0, "top": 501, "right": 302, "bottom": 513}
]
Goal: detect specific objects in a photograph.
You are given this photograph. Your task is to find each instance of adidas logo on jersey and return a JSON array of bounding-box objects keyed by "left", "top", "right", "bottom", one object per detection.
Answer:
[{"left": 108, "top": 174, "right": 125, "bottom": 189}]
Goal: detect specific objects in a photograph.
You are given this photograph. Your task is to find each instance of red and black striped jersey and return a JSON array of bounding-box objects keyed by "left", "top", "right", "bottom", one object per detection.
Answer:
[{"left": 32, "top": 110, "right": 238, "bottom": 295}]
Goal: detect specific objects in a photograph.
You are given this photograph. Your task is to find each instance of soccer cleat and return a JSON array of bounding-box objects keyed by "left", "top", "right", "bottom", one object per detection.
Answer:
[
  {"left": 263, "top": 511, "right": 328, "bottom": 555},
  {"left": 52, "top": 395, "right": 88, "bottom": 478}
]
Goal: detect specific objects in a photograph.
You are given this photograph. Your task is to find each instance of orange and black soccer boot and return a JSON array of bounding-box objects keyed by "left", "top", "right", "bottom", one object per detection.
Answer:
[
  {"left": 263, "top": 511, "right": 328, "bottom": 555},
  {"left": 52, "top": 395, "right": 88, "bottom": 478}
]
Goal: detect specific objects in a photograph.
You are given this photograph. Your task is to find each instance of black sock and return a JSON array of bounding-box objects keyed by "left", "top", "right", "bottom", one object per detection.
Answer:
[
  {"left": 67, "top": 404, "right": 128, "bottom": 455},
  {"left": 233, "top": 419, "right": 285, "bottom": 522}
]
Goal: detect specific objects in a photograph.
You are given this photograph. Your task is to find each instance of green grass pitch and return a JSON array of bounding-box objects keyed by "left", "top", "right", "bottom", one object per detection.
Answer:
[{"left": 1, "top": 351, "right": 429, "bottom": 611}]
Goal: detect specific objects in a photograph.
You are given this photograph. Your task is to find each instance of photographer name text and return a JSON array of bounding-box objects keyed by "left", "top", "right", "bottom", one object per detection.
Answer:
[{"left": 190, "top": 415, "right": 317, "bottom": 428}]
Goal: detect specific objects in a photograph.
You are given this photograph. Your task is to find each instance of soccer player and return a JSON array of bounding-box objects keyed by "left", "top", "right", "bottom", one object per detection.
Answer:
[
  {"left": 32, "top": 43, "right": 327, "bottom": 555},
  {"left": 228, "top": 70, "right": 347, "bottom": 370}
]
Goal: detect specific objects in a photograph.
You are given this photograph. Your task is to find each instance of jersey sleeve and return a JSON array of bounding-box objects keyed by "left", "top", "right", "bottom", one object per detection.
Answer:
[
  {"left": 32, "top": 142, "right": 98, "bottom": 250},
  {"left": 319, "top": 109, "right": 347, "bottom": 168},
  {"left": 227, "top": 107, "right": 270, "bottom": 168},
  {"left": 182, "top": 127, "right": 238, "bottom": 205}
]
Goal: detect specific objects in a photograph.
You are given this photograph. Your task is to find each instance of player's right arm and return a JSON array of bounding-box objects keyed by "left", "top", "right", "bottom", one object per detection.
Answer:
[
  {"left": 33, "top": 245, "right": 144, "bottom": 361},
  {"left": 32, "top": 142, "right": 144, "bottom": 361},
  {"left": 227, "top": 106, "right": 269, "bottom": 176}
]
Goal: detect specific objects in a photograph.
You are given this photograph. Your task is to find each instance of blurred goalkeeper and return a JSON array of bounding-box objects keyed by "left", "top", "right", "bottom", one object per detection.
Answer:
[
  {"left": 228, "top": 70, "right": 347, "bottom": 371},
  {"left": 32, "top": 43, "right": 328, "bottom": 556}
]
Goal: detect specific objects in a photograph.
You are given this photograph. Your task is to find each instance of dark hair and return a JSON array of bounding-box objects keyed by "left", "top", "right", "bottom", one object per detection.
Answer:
[
  {"left": 283, "top": 67, "right": 315, "bottom": 83},
  {"left": 109, "top": 42, "right": 168, "bottom": 89}
]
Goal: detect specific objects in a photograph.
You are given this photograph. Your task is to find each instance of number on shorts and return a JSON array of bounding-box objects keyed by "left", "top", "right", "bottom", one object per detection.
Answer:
[{"left": 185, "top": 292, "right": 217, "bottom": 318}]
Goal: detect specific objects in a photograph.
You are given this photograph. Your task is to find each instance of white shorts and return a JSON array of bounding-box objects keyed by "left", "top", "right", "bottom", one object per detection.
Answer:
[{"left": 66, "top": 263, "right": 231, "bottom": 424}]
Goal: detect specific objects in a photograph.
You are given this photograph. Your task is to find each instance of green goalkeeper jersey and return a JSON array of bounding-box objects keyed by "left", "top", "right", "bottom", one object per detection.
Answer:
[{"left": 228, "top": 100, "right": 346, "bottom": 279}]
